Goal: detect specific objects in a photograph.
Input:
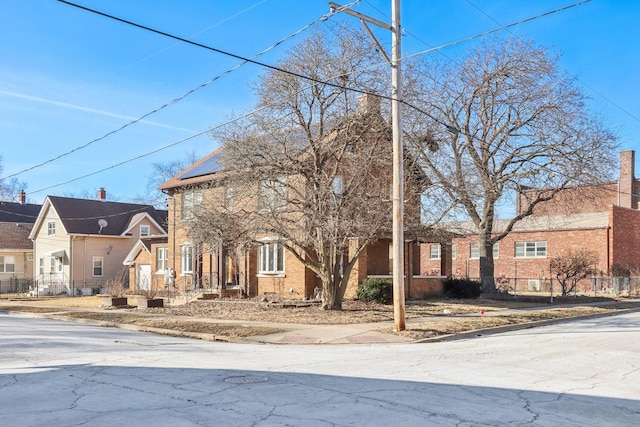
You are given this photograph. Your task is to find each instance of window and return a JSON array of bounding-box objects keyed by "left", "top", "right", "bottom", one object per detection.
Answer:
[
  {"left": 39, "top": 257, "right": 44, "bottom": 275},
  {"left": 140, "top": 225, "right": 151, "bottom": 237},
  {"left": 50, "top": 257, "right": 56, "bottom": 273},
  {"left": 156, "top": 247, "right": 168, "bottom": 272},
  {"left": 470, "top": 243, "right": 479, "bottom": 259},
  {"left": 181, "top": 245, "right": 193, "bottom": 274},
  {"left": 47, "top": 221, "right": 56, "bottom": 236},
  {"left": 451, "top": 244, "right": 457, "bottom": 260},
  {"left": 0, "top": 256, "right": 15, "bottom": 273},
  {"left": 258, "top": 242, "right": 285, "bottom": 274},
  {"left": 430, "top": 244, "right": 441, "bottom": 260},
  {"left": 182, "top": 189, "right": 202, "bottom": 220},
  {"left": 225, "top": 187, "right": 234, "bottom": 211},
  {"left": 259, "top": 178, "right": 287, "bottom": 211},
  {"left": 470, "top": 243, "right": 499, "bottom": 259},
  {"left": 92, "top": 257, "right": 103, "bottom": 277},
  {"left": 27, "top": 253, "right": 34, "bottom": 261},
  {"left": 515, "top": 241, "right": 547, "bottom": 258}
]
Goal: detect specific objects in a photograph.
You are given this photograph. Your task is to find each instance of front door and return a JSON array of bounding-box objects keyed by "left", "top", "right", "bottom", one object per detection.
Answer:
[{"left": 137, "top": 264, "right": 152, "bottom": 291}]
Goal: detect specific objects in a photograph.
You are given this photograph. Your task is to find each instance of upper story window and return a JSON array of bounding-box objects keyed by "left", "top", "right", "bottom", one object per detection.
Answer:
[
  {"left": 451, "top": 244, "right": 457, "bottom": 260},
  {"left": 515, "top": 241, "right": 547, "bottom": 258},
  {"left": 258, "top": 241, "right": 285, "bottom": 274},
  {"left": 47, "top": 221, "right": 56, "bottom": 236},
  {"left": 140, "top": 225, "right": 151, "bottom": 237},
  {"left": 493, "top": 243, "right": 500, "bottom": 259},
  {"left": 259, "top": 178, "right": 287, "bottom": 211},
  {"left": 92, "top": 256, "right": 103, "bottom": 277},
  {"left": 0, "top": 256, "right": 15, "bottom": 273},
  {"left": 182, "top": 189, "right": 202, "bottom": 220},
  {"left": 429, "top": 244, "right": 441, "bottom": 260},
  {"left": 156, "top": 247, "right": 168, "bottom": 272},
  {"left": 225, "top": 187, "right": 234, "bottom": 211}
]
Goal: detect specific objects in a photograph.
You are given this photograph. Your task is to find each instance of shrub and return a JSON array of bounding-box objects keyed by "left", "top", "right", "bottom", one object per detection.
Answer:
[
  {"left": 357, "top": 278, "right": 393, "bottom": 304},
  {"left": 443, "top": 279, "right": 482, "bottom": 299}
]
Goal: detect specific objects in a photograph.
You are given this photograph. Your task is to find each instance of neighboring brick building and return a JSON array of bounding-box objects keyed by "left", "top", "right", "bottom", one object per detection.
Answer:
[{"left": 421, "top": 150, "right": 640, "bottom": 293}]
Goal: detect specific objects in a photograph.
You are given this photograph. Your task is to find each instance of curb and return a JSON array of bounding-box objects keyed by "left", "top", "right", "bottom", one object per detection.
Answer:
[{"left": 414, "top": 306, "right": 640, "bottom": 343}]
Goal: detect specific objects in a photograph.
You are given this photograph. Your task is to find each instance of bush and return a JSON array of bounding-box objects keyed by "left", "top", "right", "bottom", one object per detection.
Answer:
[
  {"left": 356, "top": 278, "right": 393, "bottom": 304},
  {"left": 443, "top": 279, "right": 482, "bottom": 299}
]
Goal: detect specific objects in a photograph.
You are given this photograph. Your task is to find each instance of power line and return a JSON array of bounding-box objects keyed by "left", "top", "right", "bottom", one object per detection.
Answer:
[
  {"left": 3, "top": 1, "right": 343, "bottom": 182},
  {"left": 464, "top": 0, "right": 640, "bottom": 128},
  {"left": 25, "top": 0, "right": 597, "bottom": 197}
]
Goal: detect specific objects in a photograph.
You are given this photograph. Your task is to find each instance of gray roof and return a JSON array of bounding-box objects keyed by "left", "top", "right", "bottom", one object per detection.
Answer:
[
  {"left": 47, "top": 196, "right": 167, "bottom": 236},
  {"left": 443, "top": 212, "right": 610, "bottom": 235},
  {"left": 0, "top": 222, "right": 34, "bottom": 250},
  {"left": 0, "top": 201, "right": 42, "bottom": 223}
]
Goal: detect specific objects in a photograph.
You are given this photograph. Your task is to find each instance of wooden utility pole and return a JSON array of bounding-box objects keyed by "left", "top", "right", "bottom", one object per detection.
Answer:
[{"left": 329, "top": 1, "right": 405, "bottom": 330}]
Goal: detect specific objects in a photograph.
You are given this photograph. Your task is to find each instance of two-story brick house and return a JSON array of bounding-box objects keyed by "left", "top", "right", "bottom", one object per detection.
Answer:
[
  {"left": 421, "top": 150, "right": 640, "bottom": 293},
  {"left": 159, "top": 95, "right": 445, "bottom": 300}
]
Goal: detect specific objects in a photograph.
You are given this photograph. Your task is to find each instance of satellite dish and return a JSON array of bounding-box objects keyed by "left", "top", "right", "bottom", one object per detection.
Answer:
[{"left": 98, "top": 219, "right": 108, "bottom": 234}]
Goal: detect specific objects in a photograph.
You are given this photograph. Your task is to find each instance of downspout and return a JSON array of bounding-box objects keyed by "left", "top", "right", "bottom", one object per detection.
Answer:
[
  {"left": 83, "top": 237, "right": 87, "bottom": 283},
  {"left": 606, "top": 225, "right": 611, "bottom": 276},
  {"left": 70, "top": 235, "right": 75, "bottom": 291}
]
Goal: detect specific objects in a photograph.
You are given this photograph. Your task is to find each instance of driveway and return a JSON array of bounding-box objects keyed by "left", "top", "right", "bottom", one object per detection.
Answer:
[{"left": 1, "top": 311, "right": 639, "bottom": 426}]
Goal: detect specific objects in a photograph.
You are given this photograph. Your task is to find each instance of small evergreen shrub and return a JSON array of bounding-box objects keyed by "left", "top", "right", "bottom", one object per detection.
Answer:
[
  {"left": 356, "top": 278, "right": 393, "bottom": 304},
  {"left": 443, "top": 279, "right": 482, "bottom": 299}
]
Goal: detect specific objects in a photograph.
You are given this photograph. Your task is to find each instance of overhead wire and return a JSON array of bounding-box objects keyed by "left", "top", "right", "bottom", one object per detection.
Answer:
[
  {"left": 3, "top": 0, "right": 350, "bottom": 182},
  {"left": 20, "top": 0, "right": 607, "bottom": 199}
]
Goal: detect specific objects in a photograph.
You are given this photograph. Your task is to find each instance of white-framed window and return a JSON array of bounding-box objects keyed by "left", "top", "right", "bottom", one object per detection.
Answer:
[
  {"left": 181, "top": 245, "right": 193, "bottom": 274},
  {"left": 430, "top": 244, "right": 441, "bottom": 260},
  {"left": 470, "top": 243, "right": 479, "bottom": 259},
  {"left": 258, "top": 241, "right": 285, "bottom": 274},
  {"left": 92, "top": 256, "right": 103, "bottom": 277},
  {"left": 470, "top": 243, "right": 499, "bottom": 259},
  {"left": 39, "top": 257, "right": 44, "bottom": 275},
  {"left": 156, "top": 247, "right": 168, "bottom": 272},
  {"left": 515, "top": 241, "right": 547, "bottom": 258},
  {"left": 451, "top": 244, "right": 457, "bottom": 260},
  {"left": 47, "top": 221, "right": 56, "bottom": 236},
  {"left": 27, "top": 253, "right": 34, "bottom": 261},
  {"left": 50, "top": 257, "right": 56, "bottom": 273},
  {"left": 182, "top": 189, "right": 202, "bottom": 220},
  {"left": 259, "top": 178, "right": 287, "bottom": 211},
  {"left": 0, "top": 256, "right": 15, "bottom": 273},
  {"left": 225, "top": 186, "right": 234, "bottom": 211},
  {"left": 140, "top": 225, "right": 151, "bottom": 237}
]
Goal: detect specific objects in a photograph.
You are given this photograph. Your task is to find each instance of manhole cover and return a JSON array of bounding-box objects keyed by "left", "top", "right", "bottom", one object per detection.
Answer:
[{"left": 224, "top": 375, "right": 269, "bottom": 384}]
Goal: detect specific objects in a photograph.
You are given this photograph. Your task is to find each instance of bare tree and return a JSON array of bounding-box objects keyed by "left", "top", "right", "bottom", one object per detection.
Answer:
[
  {"left": 0, "top": 155, "right": 27, "bottom": 201},
  {"left": 550, "top": 249, "right": 598, "bottom": 296},
  {"left": 404, "top": 37, "right": 618, "bottom": 293},
  {"left": 135, "top": 150, "right": 201, "bottom": 208},
  {"left": 189, "top": 28, "right": 425, "bottom": 310}
]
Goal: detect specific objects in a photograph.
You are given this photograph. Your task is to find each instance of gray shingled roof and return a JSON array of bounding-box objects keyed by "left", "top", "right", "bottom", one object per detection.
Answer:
[
  {"left": 0, "top": 202, "right": 42, "bottom": 223},
  {"left": 0, "top": 222, "right": 34, "bottom": 250},
  {"left": 47, "top": 196, "right": 167, "bottom": 236}
]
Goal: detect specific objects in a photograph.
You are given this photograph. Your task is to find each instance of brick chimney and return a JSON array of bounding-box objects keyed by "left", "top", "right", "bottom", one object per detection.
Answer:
[
  {"left": 358, "top": 92, "right": 381, "bottom": 115},
  {"left": 618, "top": 151, "right": 635, "bottom": 209},
  {"left": 98, "top": 187, "right": 107, "bottom": 201},
  {"left": 19, "top": 189, "right": 26, "bottom": 205}
]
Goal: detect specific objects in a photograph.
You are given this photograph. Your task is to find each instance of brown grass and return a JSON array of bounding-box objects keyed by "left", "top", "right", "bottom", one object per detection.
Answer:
[{"left": 2, "top": 295, "right": 637, "bottom": 341}]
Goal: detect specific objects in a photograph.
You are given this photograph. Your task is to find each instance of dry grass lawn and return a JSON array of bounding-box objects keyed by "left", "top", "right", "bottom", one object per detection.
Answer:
[{"left": 2, "top": 295, "right": 638, "bottom": 341}]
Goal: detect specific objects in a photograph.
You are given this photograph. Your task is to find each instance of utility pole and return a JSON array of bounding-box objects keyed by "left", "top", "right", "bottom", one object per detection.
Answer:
[{"left": 329, "top": 1, "right": 405, "bottom": 331}]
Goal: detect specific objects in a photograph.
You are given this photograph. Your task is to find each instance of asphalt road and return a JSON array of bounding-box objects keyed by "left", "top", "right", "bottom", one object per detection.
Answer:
[{"left": 1, "top": 311, "right": 639, "bottom": 426}]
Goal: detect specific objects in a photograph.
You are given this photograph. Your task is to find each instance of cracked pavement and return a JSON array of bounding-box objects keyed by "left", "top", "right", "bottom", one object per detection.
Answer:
[{"left": 1, "top": 311, "right": 639, "bottom": 426}]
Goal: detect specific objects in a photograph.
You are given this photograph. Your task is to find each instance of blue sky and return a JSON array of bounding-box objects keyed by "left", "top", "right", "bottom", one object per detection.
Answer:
[{"left": 0, "top": 0, "right": 638, "bottom": 205}]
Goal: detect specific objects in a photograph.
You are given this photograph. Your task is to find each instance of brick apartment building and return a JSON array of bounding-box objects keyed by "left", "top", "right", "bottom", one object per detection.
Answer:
[{"left": 421, "top": 150, "right": 640, "bottom": 293}]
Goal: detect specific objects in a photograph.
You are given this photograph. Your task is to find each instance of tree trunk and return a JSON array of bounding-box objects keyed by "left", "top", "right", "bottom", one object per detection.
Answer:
[
  {"left": 478, "top": 233, "right": 496, "bottom": 294},
  {"left": 321, "top": 276, "right": 343, "bottom": 310}
]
